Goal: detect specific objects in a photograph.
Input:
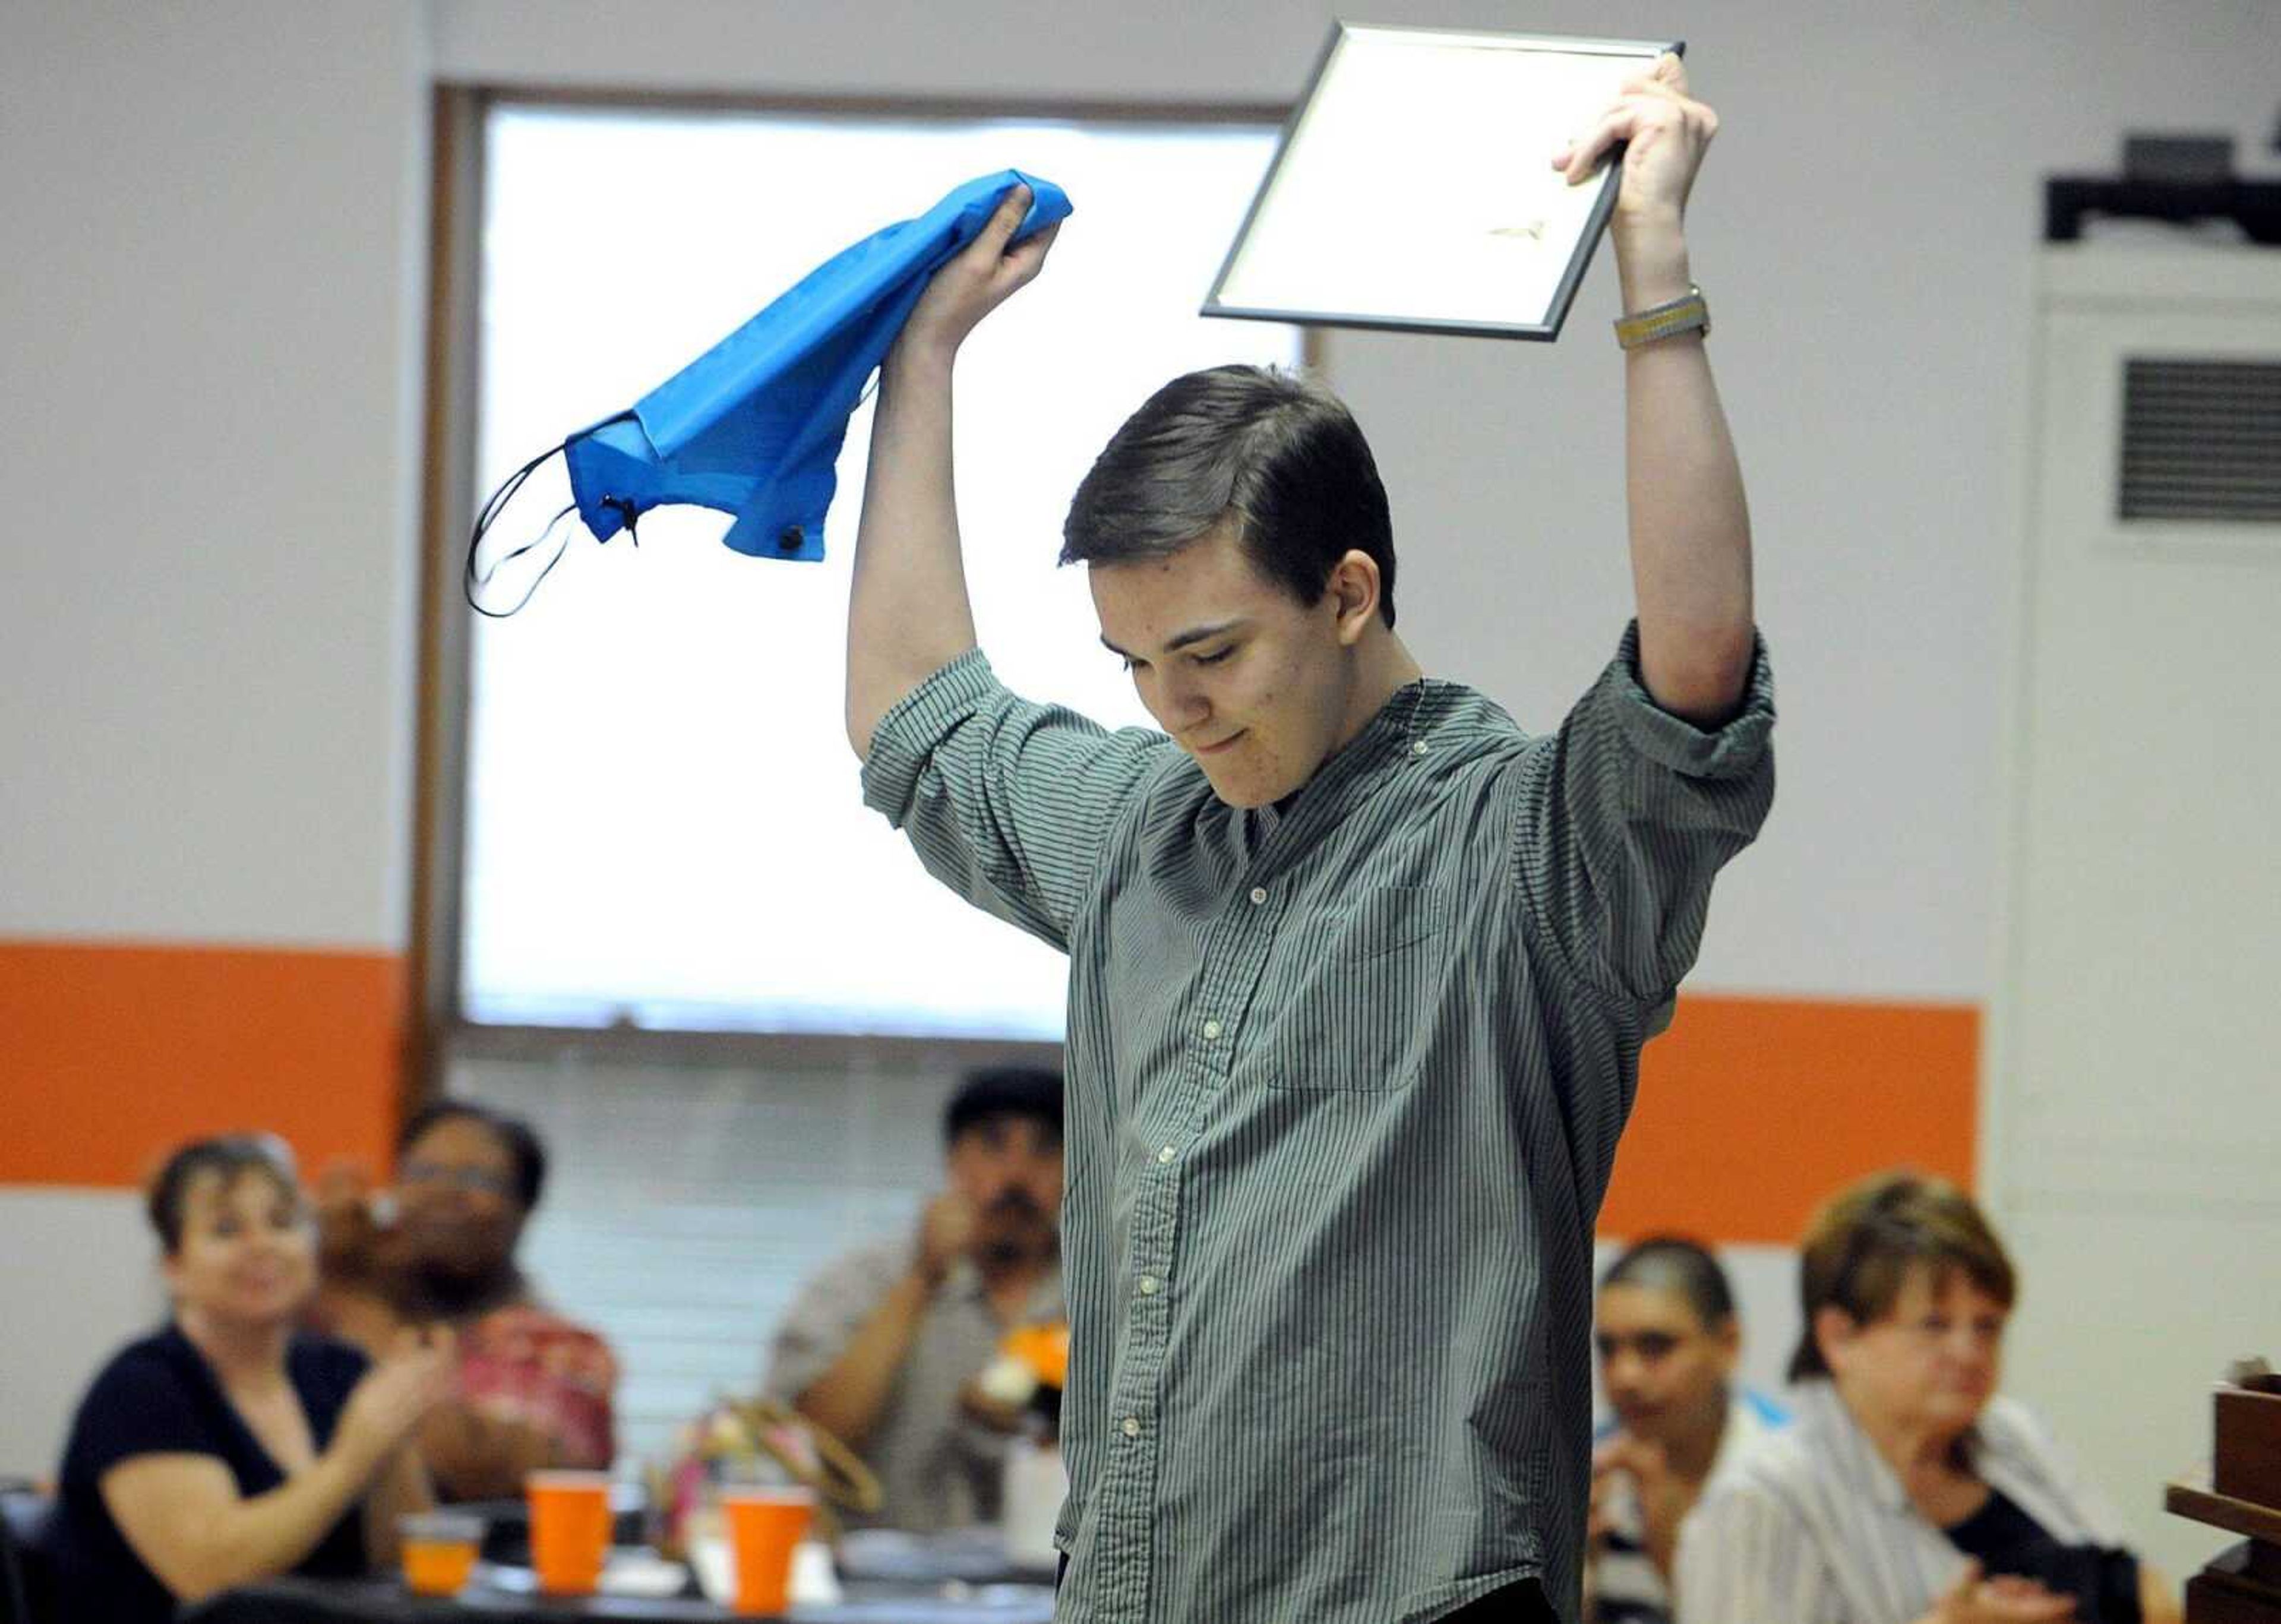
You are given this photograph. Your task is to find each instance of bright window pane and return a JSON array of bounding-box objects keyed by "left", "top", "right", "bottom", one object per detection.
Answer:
[{"left": 462, "top": 107, "right": 1299, "bottom": 1039}]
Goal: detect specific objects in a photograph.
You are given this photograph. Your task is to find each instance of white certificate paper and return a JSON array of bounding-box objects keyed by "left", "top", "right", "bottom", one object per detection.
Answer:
[{"left": 1205, "top": 24, "right": 1677, "bottom": 339}]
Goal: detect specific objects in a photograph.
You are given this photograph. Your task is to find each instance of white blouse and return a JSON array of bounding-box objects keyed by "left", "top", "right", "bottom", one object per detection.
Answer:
[{"left": 1675, "top": 1380, "right": 2134, "bottom": 1624}]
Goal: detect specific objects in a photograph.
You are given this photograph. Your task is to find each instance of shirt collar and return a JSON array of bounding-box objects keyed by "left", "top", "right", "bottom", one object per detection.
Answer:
[
  {"left": 1245, "top": 677, "right": 1452, "bottom": 860},
  {"left": 1795, "top": 1377, "right": 1991, "bottom": 1515}
]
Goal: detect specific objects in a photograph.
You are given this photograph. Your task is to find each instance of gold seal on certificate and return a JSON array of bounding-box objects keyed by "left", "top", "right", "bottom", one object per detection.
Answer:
[{"left": 1204, "top": 23, "right": 1682, "bottom": 340}]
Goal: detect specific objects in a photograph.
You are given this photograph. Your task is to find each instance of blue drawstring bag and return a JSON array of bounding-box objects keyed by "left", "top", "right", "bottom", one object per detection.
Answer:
[{"left": 467, "top": 169, "right": 1070, "bottom": 614}]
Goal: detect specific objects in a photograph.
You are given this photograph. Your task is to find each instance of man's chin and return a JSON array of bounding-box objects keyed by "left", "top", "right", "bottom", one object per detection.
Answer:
[
  {"left": 1206, "top": 781, "right": 1274, "bottom": 810},
  {"left": 1198, "top": 764, "right": 1291, "bottom": 810}
]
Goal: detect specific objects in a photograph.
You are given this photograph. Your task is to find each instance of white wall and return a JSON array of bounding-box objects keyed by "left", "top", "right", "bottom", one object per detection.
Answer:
[
  {"left": 0, "top": 0, "right": 429, "bottom": 947},
  {"left": 0, "top": 1193, "right": 165, "bottom": 1478},
  {"left": 5, "top": 0, "right": 2277, "bottom": 1578}
]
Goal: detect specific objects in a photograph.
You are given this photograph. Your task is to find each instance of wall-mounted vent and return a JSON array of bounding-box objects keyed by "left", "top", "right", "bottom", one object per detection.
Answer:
[{"left": 2118, "top": 358, "right": 2281, "bottom": 522}]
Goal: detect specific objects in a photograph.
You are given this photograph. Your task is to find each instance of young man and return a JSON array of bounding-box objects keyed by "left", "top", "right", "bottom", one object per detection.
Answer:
[
  {"left": 766, "top": 1067, "right": 1065, "bottom": 1532},
  {"left": 1588, "top": 1237, "right": 1789, "bottom": 1623},
  {"left": 844, "top": 56, "right": 1771, "bottom": 1624}
]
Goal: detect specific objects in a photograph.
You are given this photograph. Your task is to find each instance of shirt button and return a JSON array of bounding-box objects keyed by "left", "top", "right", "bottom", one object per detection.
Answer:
[
  {"left": 1202, "top": 1018, "right": 1223, "bottom": 1040},
  {"left": 1138, "top": 1275, "right": 1160, "bottom": 1296},
  {"left": 1249, "top": 886, "right": 1268, "bottom": 905},
  {"left": 1411, "top": 740, "right": 1429, "bottom": 757},
  {"left": 1158, "top": 1145, "right": 1177, "bottom": 1164},
  {"left": 1121, "top": 1416, "right": 1142, "bottom": 1439}
]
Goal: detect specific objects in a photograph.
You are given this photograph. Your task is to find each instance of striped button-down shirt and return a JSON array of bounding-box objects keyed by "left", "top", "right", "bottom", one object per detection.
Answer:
[
  {"left": 1675, "top": 1380, "right": 2136, "bottom": 1624},
  {"left": 862, "top": 624, "right": 1775, "bottom": 1624}
]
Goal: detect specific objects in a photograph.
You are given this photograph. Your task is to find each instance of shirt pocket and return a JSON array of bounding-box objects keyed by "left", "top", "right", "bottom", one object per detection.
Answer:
[
  {"left": 1262, "top": 884, "right": 1451, "bottom": 1092},
  {"left": 1323, "top": 884, "right": 1447, "bottom": 963}
]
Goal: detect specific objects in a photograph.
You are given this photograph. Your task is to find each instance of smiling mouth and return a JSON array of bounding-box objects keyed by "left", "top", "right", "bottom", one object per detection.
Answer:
[{"left": 1192, "top": 731, "right": 1245, "bottom": 756}]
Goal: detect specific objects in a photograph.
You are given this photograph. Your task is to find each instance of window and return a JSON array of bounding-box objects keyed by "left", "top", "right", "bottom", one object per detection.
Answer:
[{"left": 459, "top": 105, "right": 1300, "bottom": 1040}]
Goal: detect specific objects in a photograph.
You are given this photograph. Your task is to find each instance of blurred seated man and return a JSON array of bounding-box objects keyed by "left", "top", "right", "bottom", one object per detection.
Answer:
[
  {"left": 765, "top": 1066, "right": 1064, "bottom": 1531},
  {"left": 1677, "top": 1171, "right": 2181, "bottom": 1624},
  {"left": 48, "top": 1135, "right": 451, "bottom": 1622},
  {"left": 1589, "top": 1236, "right": 1788, "bottom": 1623},
  {"left": 317, "top": 1101, "right": 619, "bottom": 1502}
]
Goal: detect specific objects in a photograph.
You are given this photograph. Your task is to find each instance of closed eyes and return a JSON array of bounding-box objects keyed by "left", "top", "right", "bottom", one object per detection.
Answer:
[{"left": 1120, "top": 645, "right": 1234, "bottom": 674}]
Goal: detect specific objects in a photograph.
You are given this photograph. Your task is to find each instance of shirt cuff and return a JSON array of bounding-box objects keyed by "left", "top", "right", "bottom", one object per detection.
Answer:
[
  {"left": 860, "top": 648, "right": 999, "bottom": 825},
  {"left": 1604, "top": 619, "right": 1776, "bottom": 781}
]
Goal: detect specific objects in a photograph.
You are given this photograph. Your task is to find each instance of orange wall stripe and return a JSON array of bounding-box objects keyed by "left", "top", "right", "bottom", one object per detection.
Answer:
[
  {"left": 0, "top": 940, "right": 405, "bottom": 1189},
  {"left": 2, "top": 950, "right": 1972, "bottom": 1236},
  {"left": 1598, "top": 993, "right": 1979, "bottom": 1246}
]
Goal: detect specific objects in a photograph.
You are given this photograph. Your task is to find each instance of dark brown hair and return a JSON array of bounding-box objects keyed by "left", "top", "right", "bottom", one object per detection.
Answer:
[
  {"left": 146, "top": 1133, "right": 302, "bottom": 1255},
  {"left": 1601, "top": 1234, "right": 1737, "bottom": 1329},
  {"left": 1790, "top": 1170, "right": 2016, "bottom": 1380},
  {"left": 1061, "top": 365, "right": 1397, "bottom": 627},
  {"left": 944, "top": 1065, "right": 1063, "bottom": 1148}
]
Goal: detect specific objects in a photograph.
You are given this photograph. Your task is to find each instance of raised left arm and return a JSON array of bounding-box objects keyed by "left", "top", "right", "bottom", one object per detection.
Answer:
[{"left": 1559, "top": 55, "right": 1754, "bottom": 726}]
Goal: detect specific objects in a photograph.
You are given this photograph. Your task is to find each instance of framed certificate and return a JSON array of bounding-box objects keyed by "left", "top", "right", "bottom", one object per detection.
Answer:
[{"left": 1203, "top": 23, "right": 1680, "bottom": 340}]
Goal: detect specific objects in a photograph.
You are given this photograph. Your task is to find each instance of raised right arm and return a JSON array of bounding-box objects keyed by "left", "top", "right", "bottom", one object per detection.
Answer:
[{"left": 846, "top": 185, "right": 1057, "bottom": 758}]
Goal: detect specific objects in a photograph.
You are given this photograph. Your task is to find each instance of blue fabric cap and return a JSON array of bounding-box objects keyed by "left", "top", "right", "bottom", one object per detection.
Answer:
[{"left": 561, "top": 169, "right": 1070, "bottom": 562}]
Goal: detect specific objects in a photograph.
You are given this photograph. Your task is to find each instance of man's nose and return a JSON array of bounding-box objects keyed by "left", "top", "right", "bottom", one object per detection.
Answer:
[{"left": 1154, "top": 669, "right": 1209, "bottom": 726}]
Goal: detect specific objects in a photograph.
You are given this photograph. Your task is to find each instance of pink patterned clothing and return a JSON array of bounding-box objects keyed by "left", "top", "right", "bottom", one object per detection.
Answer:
[{"left": 456, "top": 1303, "right": 619, "bottom": 1470}]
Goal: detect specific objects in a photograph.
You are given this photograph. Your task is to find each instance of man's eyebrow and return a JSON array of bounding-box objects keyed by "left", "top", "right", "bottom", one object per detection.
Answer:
[{"left": 1099, "top": 619, "right": 1248, "bottom": 660}]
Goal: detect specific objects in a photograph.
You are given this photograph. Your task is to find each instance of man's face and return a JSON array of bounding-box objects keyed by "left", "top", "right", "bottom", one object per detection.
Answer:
[
  {"left": 1595, "top": 1282, "right": 1738, "bottom": 1444},
  {"left": 1090, "top": 522, "right": 1366, "bottom": 809},
  {"left": 946, "top": 1113, "right": 1063, "bottom": 1257}
]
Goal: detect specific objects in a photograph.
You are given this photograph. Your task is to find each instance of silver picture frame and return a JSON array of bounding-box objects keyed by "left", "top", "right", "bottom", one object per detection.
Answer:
[{"left": 1204, "top": 23, "right": 1681, "bottom": 340}]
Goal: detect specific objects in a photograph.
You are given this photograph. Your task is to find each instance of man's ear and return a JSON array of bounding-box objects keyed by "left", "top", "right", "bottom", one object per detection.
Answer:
[{"left": 1326, "top": 550, "right": 1382, "bottom": 645}]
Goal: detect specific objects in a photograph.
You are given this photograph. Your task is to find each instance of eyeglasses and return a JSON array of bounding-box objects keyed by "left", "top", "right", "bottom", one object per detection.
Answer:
[{"left": 400, "top": 1160, "right": 517, "bottom": 1200}]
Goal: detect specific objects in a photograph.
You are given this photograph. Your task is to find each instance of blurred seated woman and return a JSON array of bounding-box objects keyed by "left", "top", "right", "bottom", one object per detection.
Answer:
[
  {"left": 1589, "top": 1236, "right": 1788, "bottom": 1623},
  {"left": 317, "top": 1101, "right": 618, "bottom": 1502},
  {"left": 1677, "top": 1172, "right": 2179, "bottom": 1624},
  {"left": 48, "top": 1135, "right": 453, "bottom": 1620}
]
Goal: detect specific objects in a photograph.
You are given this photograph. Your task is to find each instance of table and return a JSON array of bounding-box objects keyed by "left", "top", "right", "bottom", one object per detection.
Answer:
[{"left": 185, "top": 1575, "right": 1057, "bottom": 1624}]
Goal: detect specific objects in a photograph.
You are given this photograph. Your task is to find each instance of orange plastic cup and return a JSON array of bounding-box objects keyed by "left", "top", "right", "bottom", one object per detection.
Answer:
[
  {"left": 398, "top": 1511, "right": 482, "bottom": 1596},
  {"left": 526, "top": 1470, "right": 612, "bottom": 1595},
  {"left": 721, "top": 1487, "right": 814, "bottom": 1616}
]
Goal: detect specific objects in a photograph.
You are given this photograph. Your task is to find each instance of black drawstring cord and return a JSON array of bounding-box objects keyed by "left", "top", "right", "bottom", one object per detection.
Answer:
[
  {"left": 467, "top": 499, "right": 579, "bottom": 620},
  {"left": 464, "top": 413, "right": 643, "bottom": 617},
  {"left": 465, "top": 440, "right": 573, "bottom": 617}
]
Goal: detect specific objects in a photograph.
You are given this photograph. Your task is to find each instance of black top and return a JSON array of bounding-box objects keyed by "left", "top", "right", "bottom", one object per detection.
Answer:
[
  {"left": 1945, "top": 1487, "right": 2142, "bottom": 1624},
  {"left": 50, "top": 1323, "right": 371, "bottom": 1623}
]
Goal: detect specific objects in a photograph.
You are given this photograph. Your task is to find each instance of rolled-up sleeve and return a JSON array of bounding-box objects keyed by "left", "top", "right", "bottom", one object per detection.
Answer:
[
  {"left": 1506, "top": 620, "right": 1777, "bottom": 1011},
  {"left": 861, "top": 651, "right": 1171, "bottom": 952}
]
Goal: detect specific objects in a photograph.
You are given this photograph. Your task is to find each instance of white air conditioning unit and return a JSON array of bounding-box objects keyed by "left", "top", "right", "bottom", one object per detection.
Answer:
[{"left": 2032, "top": 245, "right": 2281, "bottom": 559}]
